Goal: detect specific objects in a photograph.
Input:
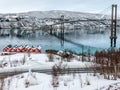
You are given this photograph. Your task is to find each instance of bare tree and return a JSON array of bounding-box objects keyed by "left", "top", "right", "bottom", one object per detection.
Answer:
[{"left": 94, "top": 49, "right": 120, "bottom": 80}]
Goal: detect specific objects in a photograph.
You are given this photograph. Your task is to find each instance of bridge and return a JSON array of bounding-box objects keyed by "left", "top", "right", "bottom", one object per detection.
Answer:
[
  {"left": 41, "top": 4, "right": 120, "bottom": 48},
  {"left": 42, "top": 19, "right": 120, "bottom": 26}
]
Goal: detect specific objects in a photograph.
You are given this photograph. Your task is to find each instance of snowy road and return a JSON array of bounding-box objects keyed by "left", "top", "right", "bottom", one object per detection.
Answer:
[{"left": 0, "top": 66, "right": 95, "bottom": 78}]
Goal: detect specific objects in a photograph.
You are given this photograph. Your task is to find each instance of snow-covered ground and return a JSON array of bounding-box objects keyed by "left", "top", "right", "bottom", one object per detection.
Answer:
[
  {"left": 1, "top": 72, "right": 120, "bottom": 90},
  {"left": 0, "top": 52, "right": 120, "bottom": 90},
  {"left": 0, "top": 52, "right": 94, "bottom": 74}
]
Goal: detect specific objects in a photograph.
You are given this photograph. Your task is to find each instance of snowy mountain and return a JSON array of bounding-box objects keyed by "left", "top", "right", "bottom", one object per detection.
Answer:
[
  {"left": 0, "top": 10, "right": 112, "bottom": 29},
  {"left": 19, "top": 10, "right": 103, "bottom": 19}
]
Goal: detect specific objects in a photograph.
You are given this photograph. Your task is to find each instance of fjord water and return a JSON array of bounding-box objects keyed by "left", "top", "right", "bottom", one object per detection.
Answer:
[{"left": 0, "top": 29, "right": 120, "bottom": 54}]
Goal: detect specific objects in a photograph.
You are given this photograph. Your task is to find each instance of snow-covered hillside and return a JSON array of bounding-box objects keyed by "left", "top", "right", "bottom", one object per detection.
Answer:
[
  {"left": 0, "top": 10, "right": 112, "bottom": 29},
  {"left": 19, "top": 10, "right": 103, "bottom": 19}
]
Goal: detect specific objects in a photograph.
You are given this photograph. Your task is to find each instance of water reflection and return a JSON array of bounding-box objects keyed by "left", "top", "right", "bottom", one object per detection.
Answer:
[{"left": 0, "top": 29, "right": 119, "bottom": 54}]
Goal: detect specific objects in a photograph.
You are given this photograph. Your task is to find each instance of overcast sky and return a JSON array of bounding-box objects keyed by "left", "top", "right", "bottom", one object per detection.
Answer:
[{"left": 0, "top": 0, "right": 119, "bottom": 13}]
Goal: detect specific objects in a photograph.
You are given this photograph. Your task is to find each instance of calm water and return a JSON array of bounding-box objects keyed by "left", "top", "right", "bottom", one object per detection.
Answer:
[{"left": 0, "top": 29, "right": 120, "bottom": 54}]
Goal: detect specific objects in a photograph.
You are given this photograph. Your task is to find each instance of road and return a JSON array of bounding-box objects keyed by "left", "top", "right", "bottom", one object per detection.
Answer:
[{"left": 0, "top": 66, "right": 96, "bottom": 79}]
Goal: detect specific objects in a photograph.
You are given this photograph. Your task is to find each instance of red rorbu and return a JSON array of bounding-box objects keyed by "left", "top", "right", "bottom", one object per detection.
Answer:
[{"left": 3, "top": 45, "right": 41, "bottom": 53}]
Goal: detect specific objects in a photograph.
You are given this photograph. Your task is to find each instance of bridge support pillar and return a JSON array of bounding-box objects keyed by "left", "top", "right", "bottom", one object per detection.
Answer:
[
  {"left": 50, "top": 25, "right": 53, "bottom": 35},
  {"left": 61, "top": 15, "right": 64, "bottom": 46},
  {"left": 110, "top": 4, "right": 117, "bottom": 47}
]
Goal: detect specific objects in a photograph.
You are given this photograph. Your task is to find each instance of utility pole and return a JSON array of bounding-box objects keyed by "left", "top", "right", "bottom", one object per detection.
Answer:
[
  {"left": 110, "top": 4, "right": 117, "bottom": 47},
  {"left": 81, "top": 46, "right": 84, "bottom": 62}
]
